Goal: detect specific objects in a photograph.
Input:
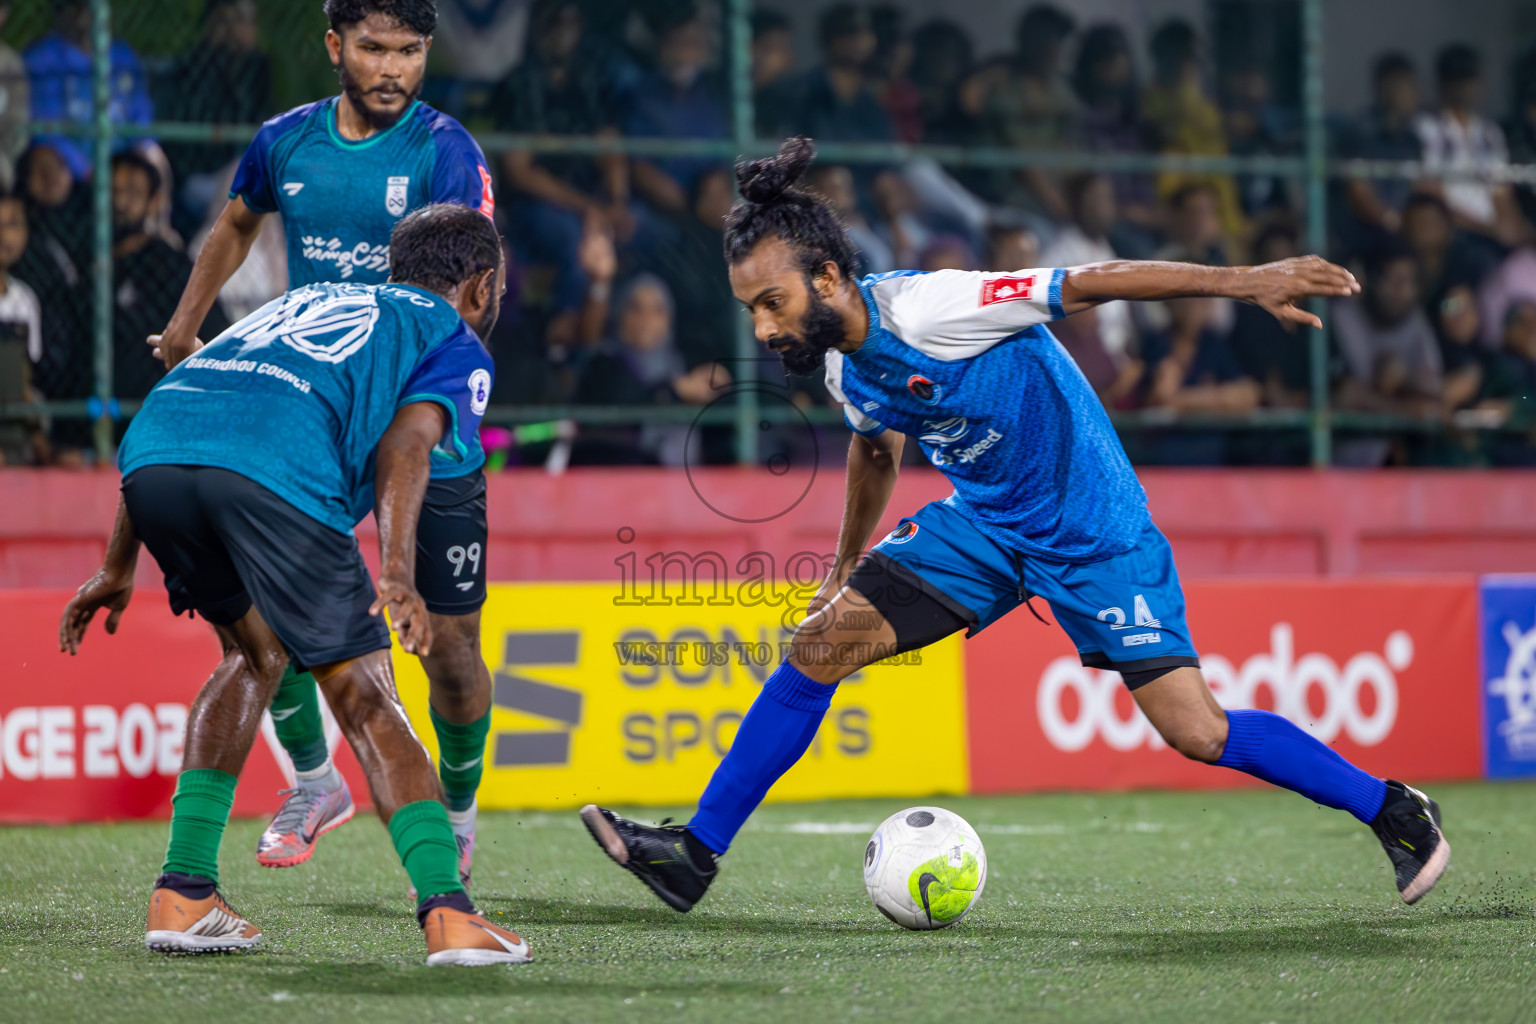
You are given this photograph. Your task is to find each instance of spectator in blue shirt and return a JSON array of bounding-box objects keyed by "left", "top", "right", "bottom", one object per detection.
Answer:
[
  {"left": 626, "top": 4, "right": 728, "bottom": 217},
  {"left": 775, "top": 5, "right": 894, "bottom": 144},
  {"left": 1335, "top": 53, "right": 1423, "bottom": 258},
  {"left": 24, "top": 0, "right": 152, "bottom": 180}
]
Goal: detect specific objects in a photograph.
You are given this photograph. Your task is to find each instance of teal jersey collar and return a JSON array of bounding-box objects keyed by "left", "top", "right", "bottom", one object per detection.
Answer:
[{"left": 324, "top": 96, "right": 423, "bottom": 150}]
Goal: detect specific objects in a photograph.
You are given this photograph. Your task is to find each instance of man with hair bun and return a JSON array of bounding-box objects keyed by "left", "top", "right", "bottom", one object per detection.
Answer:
[
  {"left": 147, "top": 0, "right": 502, "bottom": 883},
  {"left": 582, "top": 137, "right": 1452, "bottom": 915}
]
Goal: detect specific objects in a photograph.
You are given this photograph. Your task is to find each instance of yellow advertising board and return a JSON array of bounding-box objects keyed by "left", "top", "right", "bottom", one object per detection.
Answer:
[{"left": 391, "top": 583, "right": 968, "bottom": 810}]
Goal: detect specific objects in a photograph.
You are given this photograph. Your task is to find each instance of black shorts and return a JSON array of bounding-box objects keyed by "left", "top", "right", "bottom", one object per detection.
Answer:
[
  {"left": 415, "top": 469, "right": 488, "bottom": 616},
  {"left": 122, "top": 465, "right": 391, "bottom": 670}
]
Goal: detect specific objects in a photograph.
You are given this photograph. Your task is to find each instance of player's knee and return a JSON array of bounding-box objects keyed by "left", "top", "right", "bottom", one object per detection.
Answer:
[
  {"left": 419, "top": 614, "right": 483, "bottom": 685},
  {"left": 785, "top": 634, "right": 857, "bottom": 685},
  {"left": 1163, "top": 721, "right": 1227, "bottom": 763},
  {"left": 332, "top": 682, "right": 403, "bottom": 737}
]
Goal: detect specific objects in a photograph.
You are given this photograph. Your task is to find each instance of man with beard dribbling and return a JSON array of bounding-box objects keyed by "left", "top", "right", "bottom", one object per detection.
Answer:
[
  {"left": 581, "top": 137, "right": 1452, "bottom": 915},
  {"left": 147, "top": 0, "right": 500, "bottom": 886}
]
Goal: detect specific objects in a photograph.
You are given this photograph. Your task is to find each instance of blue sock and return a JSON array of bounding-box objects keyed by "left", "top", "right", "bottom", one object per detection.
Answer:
[
  {"left": 1216, "top": 709, "right": 1387, "bottom": 823},
  {"left": 689, "top": 661, "right": 837, "bottom": 854}
]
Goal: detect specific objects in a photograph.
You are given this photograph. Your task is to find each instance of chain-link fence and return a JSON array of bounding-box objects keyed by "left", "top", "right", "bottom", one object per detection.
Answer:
[{"left": 1, "top": 0, "right": 1534, "bottom": 469}]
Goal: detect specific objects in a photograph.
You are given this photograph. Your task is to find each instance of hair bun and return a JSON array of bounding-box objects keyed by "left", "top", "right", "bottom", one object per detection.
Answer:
[{"left": 735, "top": 136, "right": 816, "bottom": 204}]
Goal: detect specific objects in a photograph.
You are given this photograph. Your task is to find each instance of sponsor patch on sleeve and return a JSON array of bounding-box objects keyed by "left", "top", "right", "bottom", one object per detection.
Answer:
[
  {"left": 478, "top": 165, "right": 495, "bottom": 217},
  {"left": 978, "top": 275, "right": 1037, "bottom": 306}
]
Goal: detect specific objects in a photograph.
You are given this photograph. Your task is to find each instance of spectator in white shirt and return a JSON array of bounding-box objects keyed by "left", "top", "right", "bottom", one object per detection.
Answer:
[
  {"left": 1043, "top": 172, "right": 1134, "bottom": 363},
  {"left": 1415, "top": 44, "right": 1532, "bottom": 249},
  {"left": 0, "top": 192, "right": 40, "bottom": 366},
  {"left": 0, "top": 191, "right": 45, "bottom": 464}
]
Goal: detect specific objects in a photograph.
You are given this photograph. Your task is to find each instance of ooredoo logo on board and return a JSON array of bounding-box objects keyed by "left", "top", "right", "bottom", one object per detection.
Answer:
[
  {"left": 1036, "top": 623, "right": 1409, "bottom": 753},
  {"left": 965, "top": 579, "right": 1482, "bottom": 793}
]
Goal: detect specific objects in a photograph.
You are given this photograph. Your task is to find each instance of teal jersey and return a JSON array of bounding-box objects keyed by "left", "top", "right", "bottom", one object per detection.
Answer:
[
  {"left": 119, "top": 283, "right": 494, "bottom": 536},
  {"left": 228, "top": 96, "right": 496, "bottom": 481},
  {"left": 231, "top": 97, "right": 495, "bottom": 287}
]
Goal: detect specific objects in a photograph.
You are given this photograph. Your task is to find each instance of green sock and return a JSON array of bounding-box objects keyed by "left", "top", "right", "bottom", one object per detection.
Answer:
[
  {"left": 270, "top": 663, "right": 330, "bottom": 773},
  {"left": 429, "top": 706, "right": 490, "bottom": 813},
  {"left": 389, "top": 800, "right": 466, "bottom": 901},
  {"left": 162, "top": 768, "right": 238, "bottom": 885}
]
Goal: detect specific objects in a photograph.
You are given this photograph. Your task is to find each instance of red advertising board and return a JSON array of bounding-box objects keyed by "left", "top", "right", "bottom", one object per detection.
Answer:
[
  {"left": 0, "top": 589, "right": 369, "bottom": 823},
  {"left": 965, "top": 579, "right": 1483, "bottom": 792},
  {"left": 1, "top": 578, "right": 1486, "bottom": 822}
]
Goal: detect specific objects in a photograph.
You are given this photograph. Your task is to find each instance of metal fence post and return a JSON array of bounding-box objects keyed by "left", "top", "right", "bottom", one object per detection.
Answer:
[
  {"left": 1302, "top": 0, "right": 1331, "bottom": 468},
  {"left": 90, "top": 0, "right": 113, "bottom": 459},
  {"left": 727, "top": 0, "right": 759, "bottom": 467}
]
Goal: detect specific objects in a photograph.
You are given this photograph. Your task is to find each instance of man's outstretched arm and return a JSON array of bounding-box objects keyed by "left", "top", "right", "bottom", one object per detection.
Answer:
[
  {"left": 149, "top": 195, "right": 266, "bottom": 368},
  {"left": 1059, "top": 256, "right": 1359, "bottom": 330}
]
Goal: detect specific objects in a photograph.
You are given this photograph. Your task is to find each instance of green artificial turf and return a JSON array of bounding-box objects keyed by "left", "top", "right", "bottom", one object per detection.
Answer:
[{"left": 1, "top": 784, "right": 1532, "bottom": 1023}]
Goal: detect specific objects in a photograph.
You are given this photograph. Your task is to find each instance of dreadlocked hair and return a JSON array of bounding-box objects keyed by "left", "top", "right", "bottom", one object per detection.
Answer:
[{"left": 724, "top": 136, "right": 858, "bottom": 283}]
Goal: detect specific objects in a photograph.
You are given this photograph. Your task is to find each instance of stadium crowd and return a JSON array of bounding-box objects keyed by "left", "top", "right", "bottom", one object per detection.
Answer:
[{"left": 2, "top": 0, "right": 1536, "bottom": 468}]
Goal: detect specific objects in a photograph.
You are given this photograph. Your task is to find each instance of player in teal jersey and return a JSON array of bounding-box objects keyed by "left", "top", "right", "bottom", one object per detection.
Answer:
[
  {"left": 62, "top": 205, "right": 530, "bottom": 964},
  {"left": 148, "top": 0, "right": 498, "bottom": 881}
]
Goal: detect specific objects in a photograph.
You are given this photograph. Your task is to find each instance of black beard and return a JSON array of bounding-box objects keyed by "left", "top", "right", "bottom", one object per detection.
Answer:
[
  {"left": 776, "top": 290, "right": 847, "bottom": 376},
  {"left": 337, "top": 57, "right": 421, "bottom": 132}
]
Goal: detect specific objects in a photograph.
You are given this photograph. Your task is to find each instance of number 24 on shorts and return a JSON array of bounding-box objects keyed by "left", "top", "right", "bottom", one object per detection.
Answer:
[{"left": 1096, "top": 595, "right": 1161, "bottom": 630}]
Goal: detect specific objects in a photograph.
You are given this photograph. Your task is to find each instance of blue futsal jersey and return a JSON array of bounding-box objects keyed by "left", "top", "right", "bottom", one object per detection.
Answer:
[
  {"left": 827, "top": 269, "right": 1150, "bottom": 563},
  {"left": 120, "top": 283, "right": 494, "bottom": 536},
  {"left": 231, "top": 98, "right": 494, "bottom": 286}
]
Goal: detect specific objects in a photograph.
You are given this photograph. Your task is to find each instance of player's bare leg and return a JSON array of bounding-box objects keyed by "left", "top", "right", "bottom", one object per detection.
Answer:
[
  {"left": 413, "top": 609, "right": 492, "bottom": 891},
  {"left": 1128, "top": 666, "right": 1229, "bottom": 763},
  {"left": 146, "top": 609, "right": 289, "bottom": 953},
  {"left": 1134, "top": 668, "right": 1450, "bottom": 902},
  {"left": 310, "top": 650, "right": 529, "bottom": 964},
  {"left": 582, "top": 583, "right": 896, "bottom": 911}
]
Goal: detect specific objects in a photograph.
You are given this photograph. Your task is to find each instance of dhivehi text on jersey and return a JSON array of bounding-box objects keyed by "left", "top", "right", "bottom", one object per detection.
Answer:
[{"left": 300, "top": 236, "right": 391, "bottom": 279}]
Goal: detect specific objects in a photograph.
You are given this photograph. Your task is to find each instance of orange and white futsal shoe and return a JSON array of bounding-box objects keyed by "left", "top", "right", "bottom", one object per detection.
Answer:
[
  {"left": 422, "top": 903, "right": 531, "bottom": 966},
  {"left": 145, "top": 875, "right": 261, "bottom": 953},
  {"left": 255, "top": 780, "right": 355, "bottom": 868}
]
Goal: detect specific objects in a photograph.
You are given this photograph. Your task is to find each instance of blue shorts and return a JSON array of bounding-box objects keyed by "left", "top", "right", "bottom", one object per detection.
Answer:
[{"left": 866, "top": 498, "right": 1199, "bottom": 677}]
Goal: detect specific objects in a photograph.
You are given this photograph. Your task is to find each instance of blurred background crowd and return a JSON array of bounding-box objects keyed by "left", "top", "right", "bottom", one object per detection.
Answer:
[{"left": 2, "top": 0, "right": 1536, "bottom": 470}]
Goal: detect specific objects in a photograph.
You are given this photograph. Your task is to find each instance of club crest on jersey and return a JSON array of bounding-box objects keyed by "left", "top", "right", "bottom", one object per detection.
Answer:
[
  {"left": 906, "top": 374, "right": 940, "bottom": 403},
  {"left": 477, "top": 164, "right": 496, "bottom": 216},
  {"left": 886, "top": 521, "right": 920, "bottom": 544},
  {"left": 386, "top": 175, "right": 410, "bottom": 217},
  {"left": 468, "top": 368, "right": 491, "bottom": 416},
  {"left": 979, "top": 275, "right": 1036, "bottom": 306}
]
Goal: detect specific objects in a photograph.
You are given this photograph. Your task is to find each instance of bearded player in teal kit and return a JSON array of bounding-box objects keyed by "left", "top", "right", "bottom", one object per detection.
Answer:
[{"left": 151, "top": 0, "right": 496, "bottom": 882}]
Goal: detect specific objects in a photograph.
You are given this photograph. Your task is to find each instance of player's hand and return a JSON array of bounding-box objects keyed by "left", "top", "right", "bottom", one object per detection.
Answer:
[
  {"left": 59, "top": 566, "right": 134, "bottom": 655},
  {"left": 147, "top": 331, "right": 204, "bottom": 370},
  {"left": 371, "top": 574, "right": 433, "bottom": 656},
  {"left": 1240, "top": 255, "right": 1359, "bottom": 330}
]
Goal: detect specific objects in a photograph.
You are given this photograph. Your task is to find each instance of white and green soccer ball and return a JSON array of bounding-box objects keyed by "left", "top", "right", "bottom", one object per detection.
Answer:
[{"left": 863, "top": 806, "right": 987, "bottom": 930}]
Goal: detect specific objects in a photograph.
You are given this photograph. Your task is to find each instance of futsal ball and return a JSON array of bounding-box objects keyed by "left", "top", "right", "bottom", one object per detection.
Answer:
[{"left": 863, "top": 806, "right": 987, "bottom": 930}]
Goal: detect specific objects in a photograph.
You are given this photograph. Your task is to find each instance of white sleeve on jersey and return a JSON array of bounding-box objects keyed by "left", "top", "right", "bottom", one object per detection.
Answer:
[
  {"left": 824, "top": 348, "right": 886, "bottom": 436},
  {"left": 869, "top": 268, "right": 1068, "bottom": 361}
]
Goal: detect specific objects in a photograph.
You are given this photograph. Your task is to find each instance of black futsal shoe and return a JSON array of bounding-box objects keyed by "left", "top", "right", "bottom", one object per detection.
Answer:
[
  {"left": 1370, "top": 780, "right": 1450, "bottom": 904},
  {"left": 579, "top": 805, "right": 717, "bottom": 912}
]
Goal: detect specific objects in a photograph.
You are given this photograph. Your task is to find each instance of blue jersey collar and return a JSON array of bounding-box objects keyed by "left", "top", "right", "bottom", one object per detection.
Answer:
[{"left": 848, "top": 276, "right": 886, "bottom": 362}]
